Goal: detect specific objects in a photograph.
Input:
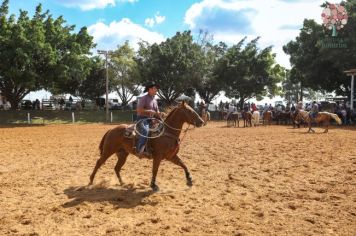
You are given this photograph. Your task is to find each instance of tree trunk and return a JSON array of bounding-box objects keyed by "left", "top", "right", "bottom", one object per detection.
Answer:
[
  {"left": 8, "top": 95, "right": 21, "bottom": 110},
  {"left": 238, "top": 97, "right": 245, "bottom": 110},
  {"left": 299, "top": 82, "right": 303, "bottom": 102},
  {"left": 1, "top": 80, "right": 30, "bottom": 110}
]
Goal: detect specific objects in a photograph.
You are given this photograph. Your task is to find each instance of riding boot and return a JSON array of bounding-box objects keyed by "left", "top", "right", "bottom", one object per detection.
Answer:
[{"left": 136, "top": 146, "right": 152, "bottom": 159}]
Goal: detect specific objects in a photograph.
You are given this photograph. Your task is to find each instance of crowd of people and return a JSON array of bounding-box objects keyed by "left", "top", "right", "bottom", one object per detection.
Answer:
[{"left": 213, "top": 100, "right": 353, "bottom": 125}]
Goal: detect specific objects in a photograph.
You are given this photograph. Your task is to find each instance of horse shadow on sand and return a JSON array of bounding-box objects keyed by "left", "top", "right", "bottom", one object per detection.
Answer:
[{"left": 62, "top": 184, "right": 156, "bottom": 209}]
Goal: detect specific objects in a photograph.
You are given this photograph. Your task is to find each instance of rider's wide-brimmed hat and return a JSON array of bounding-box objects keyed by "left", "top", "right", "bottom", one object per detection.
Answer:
[{"left": 144, "top": 81, "right": 160, "bottom": 92}]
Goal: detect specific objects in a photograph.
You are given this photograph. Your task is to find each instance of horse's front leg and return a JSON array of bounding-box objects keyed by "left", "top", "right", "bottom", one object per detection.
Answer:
[
  {"left": 150, "top": 157, "right": 162, "bottom": 192},
  {"left": 168, "top": 155, "right": 193, "bottom": 187}
]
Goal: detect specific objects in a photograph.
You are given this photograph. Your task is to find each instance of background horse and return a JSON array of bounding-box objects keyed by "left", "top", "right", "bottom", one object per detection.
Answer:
[
  {"left": 219, "top": 110, "right": 227, "bottom": 120},
  {"left": 274, "top": 111, "right": 291, "bottom": 125},
  {"left": 201, "top": 110, "right": 210, "bottom": 125},
  {"left": 226, "top": 112, "right": 241, "bottom": 127},
  {"left": 290, "top": 110, "right": 307, "bottom": 128},
  {"left": 295, "top": 110, "right": 342, "bottom": 133},
  {"left": 89, "top": 102, "right": 204, "bottom": 191},
  {"left": 242, "top": 111, "right": 252, "bottom": 127},
  {"left": 262, "top": 111, "right": 272, "bottom": 125},
  {"left": 251, "top": 111, "right": 260, "bottom": 127}
]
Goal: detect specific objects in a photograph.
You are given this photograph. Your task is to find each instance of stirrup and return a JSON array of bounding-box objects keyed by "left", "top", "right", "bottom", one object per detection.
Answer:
[
  {"left": 137, "top": 151, "right": 152, "bottom": 159},
  {"left": 135, "top": 146, "right": 152, "bottom": 158}
]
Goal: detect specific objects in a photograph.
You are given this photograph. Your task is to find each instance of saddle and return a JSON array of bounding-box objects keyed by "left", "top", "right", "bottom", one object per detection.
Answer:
[
  {"left": 309, "top": 112, "right": 318, "bottom": 119},
  {"left": 124, "top": 124, "right": 136, "bottom": 138},
  {"left": 124, "top": 122, "right": 163, "bottom": 159}
]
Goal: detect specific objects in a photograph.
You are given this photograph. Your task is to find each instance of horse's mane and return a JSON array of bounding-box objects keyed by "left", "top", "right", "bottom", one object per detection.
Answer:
[
  {"left": 162, "top": 102, "right": 195, "bottom": 121},
  {"left": 163, "top": 106, "right": 178, "bottom": 121}
]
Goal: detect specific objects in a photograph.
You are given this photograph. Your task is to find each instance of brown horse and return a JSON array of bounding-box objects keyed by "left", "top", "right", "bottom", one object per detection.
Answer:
[
  {"left": 226, "top": 112, "right": 241, "bottom": 127},
  {"left": 242, "top": 111, "right": 252, "bottom": 127},
  {"left": 262, "top": 111, "right": 272, "bottom": 125},
  {"left": 295, "top": 110, "right": 342, "bottom": 133},
  {"left": 218, "top": 110, "right": 227, "bottom": 120},
  {"left": 274, "top": 111, "right": 291, "bottom": 125},
  {"left": 89, "top": 102, "right": 204, "bottom": 191},
  {"left": 290, "top": 110, "right": 306, "bottom": 128}
]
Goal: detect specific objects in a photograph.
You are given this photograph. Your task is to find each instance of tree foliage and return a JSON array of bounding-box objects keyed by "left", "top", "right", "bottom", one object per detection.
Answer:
[
  {"left": 283, "top": 0, "right": 356, "bottom": 99},
  {"left": 110, "top": 41, "right": 141, "bottom": 108},
  {"left": 77, "top": 57, "right": 106, "bottom": 101},
  {"left": 0, "top": 0, "right": 95, "bottom": 109},
  {"left": 215, "top": 37, "right": 284, "bottom": 108},
  {"left": 136, "top": 31, "right": 203, "bottom": 105},
  {"left": 193, "top": 30, "right": 227, "bottom": 104}
]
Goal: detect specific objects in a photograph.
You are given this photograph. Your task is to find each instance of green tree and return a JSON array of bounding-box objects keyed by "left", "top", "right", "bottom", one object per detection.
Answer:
[
  {"left": 282, "top": 69, "right": 301, "bottom": 103},
  {"left": 193, "top": 30, "right": 227, "bottom": 104},
  {"left": 0, "top": 1, "right": 95, "bottom": 109},
  {"left": 136, "top": 31, "right": 203, "bottom": 105},
  {"left": 110, "top": 41, "right": 141, "bottom": 109},
  {"left": 77, "top": 57, "right": 106, "bottom": 102},
  {"left": 216, "top": 38, "right": 284, "bottom": 109},
  {"left": 283, "top": 1, "right": 356, "bottom": 98}
]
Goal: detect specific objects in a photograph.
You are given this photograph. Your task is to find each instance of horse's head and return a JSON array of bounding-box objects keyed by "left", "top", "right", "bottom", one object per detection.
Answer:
[{"left": 171, "top": 101, "right": 205, "bottom": 127}]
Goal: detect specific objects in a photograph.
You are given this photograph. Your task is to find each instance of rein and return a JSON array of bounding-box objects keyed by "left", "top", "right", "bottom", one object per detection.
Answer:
[
  {"left": 163, "top": 120, "right": 195, "bottom": 131},
  {"left": 163, "top": 121, "right": 192, "bottom": 143}
]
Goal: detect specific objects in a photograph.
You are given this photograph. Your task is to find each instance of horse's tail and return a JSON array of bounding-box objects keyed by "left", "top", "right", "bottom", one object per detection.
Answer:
[
  {"left": 99, "top": 130, "right": 110, "bottom": 155},
  {"left": 330, "top": 113, "right": 342, "bottom": 125}
]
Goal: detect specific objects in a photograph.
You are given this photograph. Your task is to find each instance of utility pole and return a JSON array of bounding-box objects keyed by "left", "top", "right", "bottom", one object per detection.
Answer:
[{"left": 97, "top": 50, "right": 112, "bottom": 122}]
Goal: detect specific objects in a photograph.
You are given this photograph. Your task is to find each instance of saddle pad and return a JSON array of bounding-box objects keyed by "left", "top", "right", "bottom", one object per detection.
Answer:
[{"left": 124, "top": 124, "right": 136, "bottom": 138}]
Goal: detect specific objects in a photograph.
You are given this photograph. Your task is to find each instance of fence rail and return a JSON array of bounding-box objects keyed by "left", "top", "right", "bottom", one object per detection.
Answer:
[{"left": 0, "top": 110, "right": 134, "bottom": 125}]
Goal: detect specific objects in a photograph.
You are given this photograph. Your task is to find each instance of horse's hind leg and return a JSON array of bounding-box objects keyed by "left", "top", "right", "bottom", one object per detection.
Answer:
[
  {"left": 115, "top": 149, "right": 129, "bottom": 185},
  {"left": 168, "top": 155, "right": 193, "bottom": 187},
  {"left": 323, "top": 121, "right": 329, "bottom": 133},
  {"left": 89, "top": 155, "right": 108, "bottom": 185},
  {"left": 150, "top": 158, "right": 162, "bottom": 192},
  {"left": 89, "top": 148, "right": 115, "bottom": 185}
]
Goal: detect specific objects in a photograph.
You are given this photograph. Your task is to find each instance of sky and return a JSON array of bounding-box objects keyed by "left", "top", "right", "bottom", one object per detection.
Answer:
[{"left": 8, "top": 0, "right": 327, "bottom": 103}]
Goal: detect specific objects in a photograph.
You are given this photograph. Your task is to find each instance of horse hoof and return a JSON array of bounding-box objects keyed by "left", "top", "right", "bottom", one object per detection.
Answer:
[
  {"left": 186, "top": 177, "right": 193, "bottom": 187},
  {"left": 150, "top": 184, "right": 160, "bottom": 192}
]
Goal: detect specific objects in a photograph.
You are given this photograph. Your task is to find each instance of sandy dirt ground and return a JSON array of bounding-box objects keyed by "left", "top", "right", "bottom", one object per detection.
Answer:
[{"left": 0, "top": 122, "right": 355, "bottom": 235}]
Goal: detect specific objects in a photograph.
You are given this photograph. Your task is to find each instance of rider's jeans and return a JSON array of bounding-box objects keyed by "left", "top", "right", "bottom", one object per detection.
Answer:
[{"left": 136, "top": 116, "right": 149, "bottom": 153}]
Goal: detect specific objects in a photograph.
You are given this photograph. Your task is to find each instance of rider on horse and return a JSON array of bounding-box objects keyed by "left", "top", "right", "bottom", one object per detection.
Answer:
[
  {"left": 198, "top": 100, "right": 206, "bottom": 116},
  {"left": 309, "top": 101, "right": 319, "bottom": 119},
  {"left": 135, "top": 81, "right": 161, "bottom": 158}
]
